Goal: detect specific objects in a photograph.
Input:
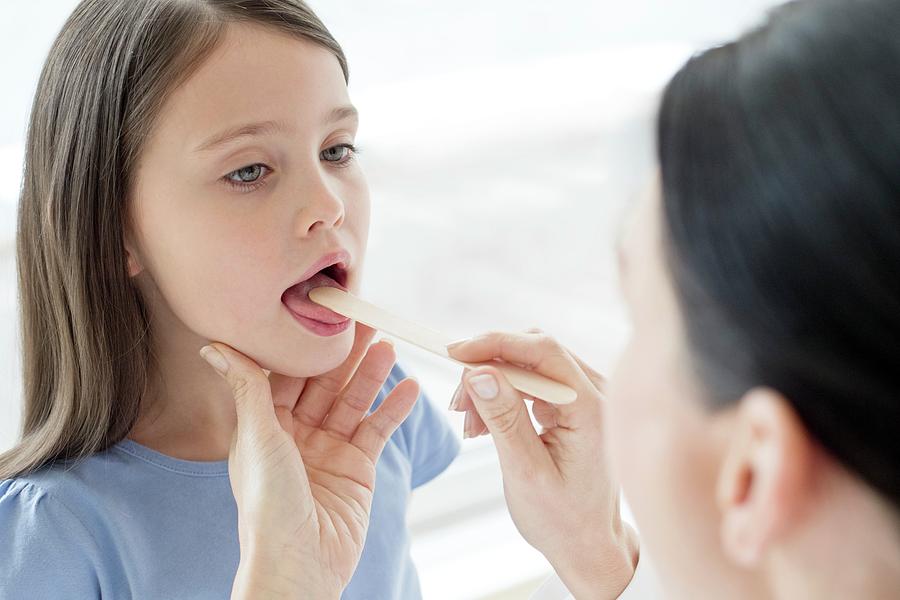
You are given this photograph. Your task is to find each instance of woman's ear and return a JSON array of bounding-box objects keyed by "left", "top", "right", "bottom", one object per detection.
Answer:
[{"left": 716, "top": 387, "right": 814, "bottom": 568}]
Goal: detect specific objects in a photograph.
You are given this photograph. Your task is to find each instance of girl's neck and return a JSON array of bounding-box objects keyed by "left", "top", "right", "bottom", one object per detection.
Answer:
[{"left": 129, "top": 341, "right": 238, "bottom": 462}]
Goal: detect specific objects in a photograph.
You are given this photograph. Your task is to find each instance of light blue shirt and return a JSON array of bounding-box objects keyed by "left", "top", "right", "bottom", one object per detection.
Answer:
[{"left": 0, "top": 364, "right": 460, "bottom": 599}]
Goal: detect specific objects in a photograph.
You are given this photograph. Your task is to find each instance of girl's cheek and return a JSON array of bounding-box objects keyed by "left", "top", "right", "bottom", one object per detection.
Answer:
[{"left": 346, "top": 181, "right": 371, "bottom": 233}]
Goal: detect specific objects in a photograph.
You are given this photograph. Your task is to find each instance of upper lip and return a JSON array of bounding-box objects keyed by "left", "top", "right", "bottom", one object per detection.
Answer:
[{"left": 286, "top": 249, "right": 351, "bottom": 291}]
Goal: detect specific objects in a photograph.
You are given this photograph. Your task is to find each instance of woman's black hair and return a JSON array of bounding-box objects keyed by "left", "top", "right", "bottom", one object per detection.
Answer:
[{"left": 658, "top": 0, "right": 900, "bottom": 508}]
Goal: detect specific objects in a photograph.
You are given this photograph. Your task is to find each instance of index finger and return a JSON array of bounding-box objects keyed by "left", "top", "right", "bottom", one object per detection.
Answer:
[
  {"left": 447, "top": 331, "right": 599, "bottom": 421},
  {"left": 292, "top": 322, "right": 377, "bottom": 427}
]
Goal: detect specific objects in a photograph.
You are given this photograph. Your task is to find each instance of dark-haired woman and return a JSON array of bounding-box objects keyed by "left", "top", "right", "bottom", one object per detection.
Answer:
[{"left": 447, "top": 0, "right": 900, "bottom": 597}]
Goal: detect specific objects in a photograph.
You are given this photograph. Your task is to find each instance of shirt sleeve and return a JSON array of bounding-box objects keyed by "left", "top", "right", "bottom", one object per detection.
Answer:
[
  {"left": 0, "top": 478, "right": 101, "bottom": 599},
  {"left": 528, "top": 545, "right": 662, "bottom": 600},
  {"left": 387, "top": 363, "right": 461, "bottom": 489},
  {"left": 616, "top": 548, "right": 663, "bottom": 600}
]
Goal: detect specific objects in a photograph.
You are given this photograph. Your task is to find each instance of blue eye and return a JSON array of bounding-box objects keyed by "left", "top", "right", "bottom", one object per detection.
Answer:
[
  {"left": 227, "top": 164, "right": 265, "bottom": 183},
  {"left": 320, "top": 144, "right": 357, "bottom": 165},
  {"left": 224, "top": 164, "right": 270, "bottom": 192}
]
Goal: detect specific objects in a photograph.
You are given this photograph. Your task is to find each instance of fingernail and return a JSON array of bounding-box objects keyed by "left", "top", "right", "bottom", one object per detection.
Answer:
[
  {"left": 468, "top": 373, "right": 499, "bottom": 400},
  {"left": 448, "top": 387, "right": 462, "bottom": 411},
  {"left": 446, "top": 338, "right": 470, "bottom": 351},
  {"left": 463, "top": 410, "right": 473, "bottom": 439},
  {"left": 200, "top": 345, "right": 229, "bottom": 376}
]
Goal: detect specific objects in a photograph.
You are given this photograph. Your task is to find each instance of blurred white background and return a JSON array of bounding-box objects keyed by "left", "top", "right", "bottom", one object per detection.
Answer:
[{"left": 1, "top": 1, "right": 782, "bottom": 598}]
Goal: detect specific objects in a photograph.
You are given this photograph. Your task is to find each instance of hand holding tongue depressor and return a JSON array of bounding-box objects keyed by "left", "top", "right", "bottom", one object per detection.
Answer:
[{"left": 308, "top": 287, "right": 577, "bottom": 405}]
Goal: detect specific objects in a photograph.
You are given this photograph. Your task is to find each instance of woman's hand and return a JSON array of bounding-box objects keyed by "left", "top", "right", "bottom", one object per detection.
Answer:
[
  {"left": 200, "top": 324, "right": 419, "bottom": 600},
  {"left": 448, "top": 330, "right": 638, "bottom": 599}
]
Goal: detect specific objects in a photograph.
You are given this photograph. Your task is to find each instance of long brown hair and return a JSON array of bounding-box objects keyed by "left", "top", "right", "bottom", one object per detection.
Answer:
[{"left": 1, "top": 0, "right": 348, "bottom": 479}]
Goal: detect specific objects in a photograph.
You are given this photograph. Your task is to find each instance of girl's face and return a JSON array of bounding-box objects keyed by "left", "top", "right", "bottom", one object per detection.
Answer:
[{"left": 127, "top": 24, "right": 366, "bottom": 377}]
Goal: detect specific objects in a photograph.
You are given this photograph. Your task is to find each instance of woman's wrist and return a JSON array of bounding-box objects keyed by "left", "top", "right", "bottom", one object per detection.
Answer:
[{"left": 550, "top": 523, "right": 640, "bottom": 599}]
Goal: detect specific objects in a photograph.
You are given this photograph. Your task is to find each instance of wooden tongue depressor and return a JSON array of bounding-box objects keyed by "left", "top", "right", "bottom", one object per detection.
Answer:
[{"left": 308, "top": 287, "right": 577, "bottom": 405}]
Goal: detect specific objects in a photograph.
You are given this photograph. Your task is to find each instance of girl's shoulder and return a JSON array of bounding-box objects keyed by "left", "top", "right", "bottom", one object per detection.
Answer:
[
  {"left": 382, "top": 363, "right": 461, "bottom": 489},
  {"left": 0, "top": 447, "right": 118, "bottom": 507},
  {"left": 0, "top": 474, "right": 103, "bottom": 597},
  {"left": 1, "top": 462, "right": 89, "bottom": 514},
  {"left": 0, "top": 455, "right": 111, "bottom": 541},
  {"left": 0, "top": 444, "right": 146, "bottom": 539},
  {"left": 0, "top": 476, "right": 49, "bottom": 513}
]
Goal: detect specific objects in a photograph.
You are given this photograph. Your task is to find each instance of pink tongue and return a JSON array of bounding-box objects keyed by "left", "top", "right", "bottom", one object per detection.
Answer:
[{"left": 282, "top": 272, "right": 347, "bottom": 324}]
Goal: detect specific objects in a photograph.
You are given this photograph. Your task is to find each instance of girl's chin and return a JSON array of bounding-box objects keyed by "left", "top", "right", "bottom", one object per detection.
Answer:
[{"left": 263, "top": 329, "right": 356, "bottom": 378}]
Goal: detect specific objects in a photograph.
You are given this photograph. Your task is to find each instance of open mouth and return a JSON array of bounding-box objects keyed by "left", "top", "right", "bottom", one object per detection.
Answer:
[
  {"left": 317, "top": 263, "right": 348, "bottom": 289},
  {"left": 281, "top": 253, "right": 352, "bottom": 335}
]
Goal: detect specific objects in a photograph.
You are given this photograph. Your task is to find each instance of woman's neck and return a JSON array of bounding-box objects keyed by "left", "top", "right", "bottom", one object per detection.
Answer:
[{"left": 768, "top": 468, "right": 900, "bottom": 600}]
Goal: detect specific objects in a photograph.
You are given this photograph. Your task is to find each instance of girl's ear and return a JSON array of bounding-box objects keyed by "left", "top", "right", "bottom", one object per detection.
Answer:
[
  {"left": 715, "top": 387, "right": 815, "bottom": 568},
  {"left": 123, "top": 234, "right": 145, "bottom": 278}
]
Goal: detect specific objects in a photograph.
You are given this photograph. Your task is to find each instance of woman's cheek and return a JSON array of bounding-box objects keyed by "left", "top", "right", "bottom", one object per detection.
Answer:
[
  {"left": 609, "top": 336, "right": 728, "bottom": 579},
  {"left": 607, "top": 332, "right": 693, "bottom": 509},
  {"left": 606, "top": 339, "right": 652, "bottom": 490}
]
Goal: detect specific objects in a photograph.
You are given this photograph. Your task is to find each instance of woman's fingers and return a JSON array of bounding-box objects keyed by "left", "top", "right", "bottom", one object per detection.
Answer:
[
  {"left": 453, "top": 384, "right": 553, "bottom": 438},
  {"left": 450, "top": 384, "right": 486, "bottom": 438},
  {"left": 462, "top": 366, "right": 554, "bottom": 477},
  {"left": 269, "top": 373, "right": 307, "bottom": 409},
  {"left": 449, "top": 331, "right": 570, "bottom": 372},
  {"left": 268, "top": 373, "right": 307, "bottom": 433},
  {"left": 351, "top": 378, "right": 420, "bottom": 462},
  {"left": 200, "top": 343, "right": 285, "bottom": 441},
  {"left": 448, "top": 331, "right": 594, "bottom": 393},
  {"left": 568, "top": 350, "right": 606, "bottom": 393},
  {"left": 528, "top": 327, "right": 606, "bottom": 392},
  {"left": 293, "top": 323, "right": 377, "bottom": 427},
  {"left": 463, "top": 405, "right": 487, "bottom": 439},
  {"left": 531, "top": 399, "right": 559, "bottom": 430},
  {"left": 448, "top": 331, "right": 598, "bottom": 424},
  {"left": 321, "top": 340, "right": 396, "bottom": 440}
]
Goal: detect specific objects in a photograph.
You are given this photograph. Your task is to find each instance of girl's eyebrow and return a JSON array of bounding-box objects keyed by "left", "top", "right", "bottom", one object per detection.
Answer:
[
  {"left": 193, "top": 105, "right": 359, "bottom": 154},
  {"left": 327, "top": 105, "right": 358, "bottom": 125},
  {"left": 194, "top": 119, "right": 286, "bottom": 153}
]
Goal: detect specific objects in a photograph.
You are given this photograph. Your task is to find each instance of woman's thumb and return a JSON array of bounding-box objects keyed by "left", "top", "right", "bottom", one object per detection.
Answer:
[
  {"left": 200, "top": 343, "right": 276, "bottom": 432},
  {"left": 463, "top": 367, "right": 547, "bottom": 470}
]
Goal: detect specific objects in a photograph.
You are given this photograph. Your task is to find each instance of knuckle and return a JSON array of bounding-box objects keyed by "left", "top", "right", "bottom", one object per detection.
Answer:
[
  {"left": 231, "top": 375, "right": 253, "bottom": 399},
  {"left": 232, "top": 372, "right": 267, "bottom": 401},
  {"left": 479, "top": 330, "right": 505, "bottom": 344},
  {"left": 487, "top": 403, "right": 524, "bottom": 438},
  {"left": 498, "top": 332, "right": 520, "bottom": 354},
  {"left": 536, "top": 335, "right": 569, "bottom": 363},
  {"left": 360, "top": 414, "right": 396, "bottom": 450},
  {"left": 373, "top": 410, "right": 401, "bottom": 435},
  {"left": 357, "top": 367, "right": 387, "bottom": 389},
  {"left": 535, "top": 334, "right": 559, "bottom": 352},
  {"left": 307, "top": 376, "right": 342, "bottom": 396},
  {"left": 341, "top": 391, "right": 372, "bottom": 412}
]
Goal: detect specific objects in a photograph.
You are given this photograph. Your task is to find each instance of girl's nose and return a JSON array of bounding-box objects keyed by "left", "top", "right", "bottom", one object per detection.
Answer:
[{"left": 293, "top": 176, "right": 346, "bottom": 236}]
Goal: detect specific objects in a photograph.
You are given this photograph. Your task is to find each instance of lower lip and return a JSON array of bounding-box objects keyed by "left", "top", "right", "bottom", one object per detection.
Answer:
[{"left": 284, "top": 304, "right": 352, "bottom": 336}]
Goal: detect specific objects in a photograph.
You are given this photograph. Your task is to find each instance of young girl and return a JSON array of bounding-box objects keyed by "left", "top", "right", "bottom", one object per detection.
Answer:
[{"left": 0, "top": 1, "right": 459, "bottom": 598}]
